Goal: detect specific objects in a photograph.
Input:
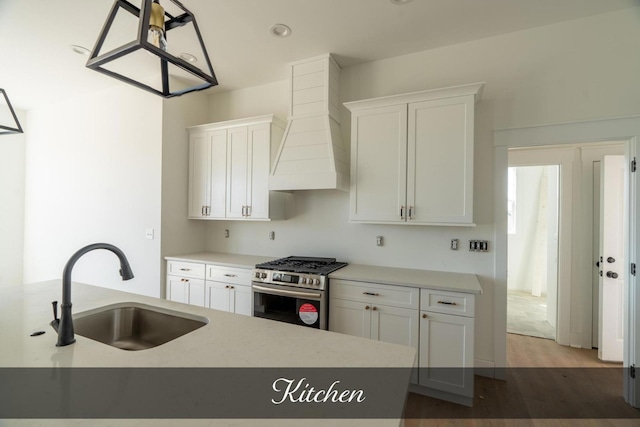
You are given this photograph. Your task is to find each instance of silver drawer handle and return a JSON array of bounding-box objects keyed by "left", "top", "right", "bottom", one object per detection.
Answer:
[
  {"left": 224, "top": 274, "right": 237, "bottom": 278},
  {"left": 180, "top": 268, "right": 191, "bottom": 271},
  {"left": 437, "top": 301, "right": 457, "bottom": 306},
  {"left": 363, "top": 292, "right": 379, "bottom": 296},
  {"left": 253, "top": 284, "right": 321, "bottom": 300}
]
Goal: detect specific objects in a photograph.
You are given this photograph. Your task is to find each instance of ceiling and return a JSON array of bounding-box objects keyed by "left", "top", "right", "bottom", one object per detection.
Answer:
[{"left": 0, "top": 0, "right": 637, "bottom": 110}]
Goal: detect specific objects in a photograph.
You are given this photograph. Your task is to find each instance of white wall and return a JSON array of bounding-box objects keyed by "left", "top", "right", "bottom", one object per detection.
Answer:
[
  {"left": 0, "top": 109, "right": 26, "bottom": 287},
  {"left": 160, "top": 93, "right": 210, "bottom": 298},
  {"left": 202, "top": 7, "right": 640, "bottom": 366},
  {"left": 23, "top": 85, "right": 164, "bottom": 297}
]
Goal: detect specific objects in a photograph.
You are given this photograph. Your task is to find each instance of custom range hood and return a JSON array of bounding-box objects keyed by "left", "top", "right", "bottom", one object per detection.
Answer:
[{"left": 270, "top": 54, "right": 348, "bottom": 191}]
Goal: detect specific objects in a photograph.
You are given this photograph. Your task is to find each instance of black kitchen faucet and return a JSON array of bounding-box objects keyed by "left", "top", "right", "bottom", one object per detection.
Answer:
[{"left": 51, "top": 243, "right": 134, "bottom": 346}]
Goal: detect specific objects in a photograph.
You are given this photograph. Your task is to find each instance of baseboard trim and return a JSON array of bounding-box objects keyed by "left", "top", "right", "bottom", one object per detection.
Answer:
[{"left": 474, "top": 358, "right": 496, "bottom": 378}]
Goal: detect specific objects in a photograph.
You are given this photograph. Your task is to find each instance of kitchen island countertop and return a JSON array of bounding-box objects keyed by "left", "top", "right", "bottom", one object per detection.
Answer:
[{"left": 0, "top": 280, "right": 414, "bottom": 426}]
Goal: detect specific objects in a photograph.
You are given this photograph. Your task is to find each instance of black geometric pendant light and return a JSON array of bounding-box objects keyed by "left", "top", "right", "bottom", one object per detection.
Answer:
[
  {"left": 0, "top": 88, "right": 23, "bottom": 135},
  {"left": 87, "top": 0, "right": 218, "bottom": 98}
]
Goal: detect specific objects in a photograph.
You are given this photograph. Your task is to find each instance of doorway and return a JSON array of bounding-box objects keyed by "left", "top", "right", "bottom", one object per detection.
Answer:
[{"left": 507, "top": 165, "right": 559, "bottom": 340}]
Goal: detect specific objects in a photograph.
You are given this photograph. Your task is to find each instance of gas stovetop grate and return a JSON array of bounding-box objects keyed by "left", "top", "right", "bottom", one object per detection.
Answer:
[{"left": 255, "top": 256, "right": 347, "bottom": 275}]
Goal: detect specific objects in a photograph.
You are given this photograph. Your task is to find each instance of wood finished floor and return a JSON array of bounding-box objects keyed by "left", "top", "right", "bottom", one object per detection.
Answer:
[{"left": 402, "top": 333, "right": 637, "bottom": 426}]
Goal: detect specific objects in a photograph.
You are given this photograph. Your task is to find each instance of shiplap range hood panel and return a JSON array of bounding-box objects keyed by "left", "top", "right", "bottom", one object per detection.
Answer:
[{"left": 270, "top": 54, "right": 349, "bottom": 191}]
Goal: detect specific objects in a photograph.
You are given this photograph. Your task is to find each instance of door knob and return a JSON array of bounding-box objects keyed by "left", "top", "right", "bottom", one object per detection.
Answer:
[
  {"left": 606, "top": 271, "right": 619, "bottom": 279},
  {"left": 607, "top": 257, "right": 616, "bottom": 263}
]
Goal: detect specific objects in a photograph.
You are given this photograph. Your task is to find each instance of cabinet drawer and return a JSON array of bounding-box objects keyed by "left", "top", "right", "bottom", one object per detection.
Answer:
[
  {"left": 330, "top": 279, "right": 419, "bottom": 310},
  {"left": 420, "top": 289, "right": 474, "bottom": 317},
  {"left": 206, "top": 265, "right": 251, "bottom": 285},
  {"left": 167, "top": 261, "right": 205, "bottom": 279}
]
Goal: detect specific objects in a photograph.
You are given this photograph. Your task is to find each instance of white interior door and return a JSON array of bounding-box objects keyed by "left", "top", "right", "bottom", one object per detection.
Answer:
[{"left": 599, "top": 155, "right": 625, "bottom": 362}]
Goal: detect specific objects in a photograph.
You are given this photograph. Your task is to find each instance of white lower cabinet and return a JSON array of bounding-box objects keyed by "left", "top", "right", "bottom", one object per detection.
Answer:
[
  {"left": 418, "top": 311, "right": 474, "bottom": 398},
  {"left": 167, "top": 276, "right": 205, "bottom": 307},
  {"left": 166, "top": 261, "right": 206, "bottom": 307},
  {"left": 329, "top": 299, "right": 419, "bottom": 349},
  {"left": 329, "top": 279, "right": 476, "bottom": 406},
  {"left": 205, "top": 281, "right": 252, "bottom": 316},
  {"left": 166, "top": 261, "right": 252, "bottom": 315},
  {"left": 329, "top": 280, "right": 419, "bottom": 383},
  {"left": 205, "top": 265, "right": 252, "bottom": 316}
]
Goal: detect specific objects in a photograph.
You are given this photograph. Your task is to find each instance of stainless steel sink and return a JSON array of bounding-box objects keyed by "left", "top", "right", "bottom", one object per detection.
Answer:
[{"left": 73, "top": 302, "right": 208, "bottom": 351}]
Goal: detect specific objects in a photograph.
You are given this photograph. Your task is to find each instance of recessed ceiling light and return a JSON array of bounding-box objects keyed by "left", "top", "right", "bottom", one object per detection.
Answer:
[
  {"left": 390, "top": 0, "right": 413, "bottom": 4},
  {"left": 269, "top": 23, "right": 292, "bottom": 38},
  {"left": 70, "top": 45, "right": 91, "bottom": 56},
  {"left": 179, "top": 53, "right": 198, "bottom": 63}
]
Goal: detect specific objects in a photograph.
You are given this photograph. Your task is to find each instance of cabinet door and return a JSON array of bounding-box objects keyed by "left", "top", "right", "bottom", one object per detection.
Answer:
[
  {"left": 226, "top": 127, "right": 249, "bottom": 219},
  {"left": 168, "top": 277, "right": 205, "bottom": 307},
  {"left": 188, "top": 132, "right": 211, "bottom": 218},
  {"left": 246, "top": 124, "right": 270, "bottom": 219},
  {"left": 408, "top": 95, "right": 474, "bottom": 224},
  {"left": 328, "top": 299, "right": 372, "bottom": 339},
  {"left": 350, "top": 105, "right": 408, "bottom": 223},
  {"left": 206, "top": 281, "right": 231, "bottom": 312},
  {"left": 231, "top": 284, "right": 252, "bottom": 316},
  {"left": 167, "top": 276, "right": 188, "bottom": 303},
  {"left": 209, "top": 129, "right": 228, "bottom": 218},
  {"left": 419, "top": 311, "right": 474, "bottom": 397},
  {"left": 188, "top": 279, "right": 206, "bottom": 307},
  {"left": 371, "top": 305, "right": 419, "bottom": 350}
]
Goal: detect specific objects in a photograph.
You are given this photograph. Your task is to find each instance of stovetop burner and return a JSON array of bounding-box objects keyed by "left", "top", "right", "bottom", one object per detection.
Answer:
[{"left": 256, "top": 256, "right": 347, "bottom": 275}]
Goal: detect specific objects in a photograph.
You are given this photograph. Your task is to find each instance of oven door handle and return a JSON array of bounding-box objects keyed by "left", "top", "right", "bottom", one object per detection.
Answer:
[{"left": 252, "top": 284, "right": 321, "bottom": 300}]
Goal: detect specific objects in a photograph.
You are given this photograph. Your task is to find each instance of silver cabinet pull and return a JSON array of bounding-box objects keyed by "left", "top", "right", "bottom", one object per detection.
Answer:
[
  {"left": 246, "top": 205, "right": 251, "bottom": 217},
  {"left": 409, "top": 206, "right": 413, "bottom": 220},
  {"left": 363, "top": 292, "right": 379, "bottom": 296},
  {"left": 400, "top": 205, "right": 404, "bottom": 219},
  {"left": 224, "top": 274, "right": 237, "bottom": 277},
  {"left": 180, "top": 268, "right": 191, "bottom": 271},
  {"left": 242, "top": 205, "right": 247, "bottom": 217},
  {"left": 437, "top": 301, "right": 457, "bottom": 306},
  {"left": 201, "top": 206, "right": 205, "bottom": 216}
]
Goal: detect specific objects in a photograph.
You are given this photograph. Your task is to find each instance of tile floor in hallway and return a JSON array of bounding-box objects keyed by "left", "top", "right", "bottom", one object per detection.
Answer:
[{"left": 507, "top": 289, "right": 556, "bottom": 340}]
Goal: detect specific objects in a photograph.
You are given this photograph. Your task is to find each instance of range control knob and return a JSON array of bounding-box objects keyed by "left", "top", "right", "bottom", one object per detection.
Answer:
[
  {"left": 254, "top": 272, "right": 261, "bottom": 278},
  {"left": 301, "top": 278, "right": 308, "bottom": 284},
  {"left": 260, "top": 273, "right": 267, "bottom": 279},
  {"left": 314, "top": 279, "right": 320, "bottom": 285}
]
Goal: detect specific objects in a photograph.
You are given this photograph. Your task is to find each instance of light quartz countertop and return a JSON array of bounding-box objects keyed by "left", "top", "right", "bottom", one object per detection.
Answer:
[
  {"left": 167, "top": 252, "right": 482, "bottom": 294},
  {"left": 165, "top": 252, "right": 277, "bottom": 269},
  {"left": 329, "top": 264, "right": 482, "bottom": 294},
  {"left": 1, "top": 280, "right": 414, "bottom": 426}
]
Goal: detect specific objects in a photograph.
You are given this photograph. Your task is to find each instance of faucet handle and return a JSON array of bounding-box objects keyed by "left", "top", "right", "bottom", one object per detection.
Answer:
[{"left": 50, "top": 301, "right": 60, "bottom": 333}]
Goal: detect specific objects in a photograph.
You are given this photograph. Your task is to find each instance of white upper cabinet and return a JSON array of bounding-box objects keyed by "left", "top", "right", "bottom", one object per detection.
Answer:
[
  {"left": 344, "top": 83, "right": 484, "bottom": 226},
  {"left": 187, "top": 115, "right": 287, "bottom": 221}
]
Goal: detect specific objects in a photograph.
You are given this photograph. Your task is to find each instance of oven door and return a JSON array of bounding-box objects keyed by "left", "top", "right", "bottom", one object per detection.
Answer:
[{"left": 252, "top": 282, "right": 326, "bottom": 329}]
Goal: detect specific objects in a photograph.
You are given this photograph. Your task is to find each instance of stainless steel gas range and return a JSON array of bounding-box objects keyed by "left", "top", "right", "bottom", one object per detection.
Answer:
[{"left": 252, "top": 256, "right": 348, "bottom": 330}]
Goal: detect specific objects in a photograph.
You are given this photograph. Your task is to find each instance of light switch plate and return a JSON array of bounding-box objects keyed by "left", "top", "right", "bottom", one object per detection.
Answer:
[{"left": 145, "top": 228, "right": 154, "bottom": 240}]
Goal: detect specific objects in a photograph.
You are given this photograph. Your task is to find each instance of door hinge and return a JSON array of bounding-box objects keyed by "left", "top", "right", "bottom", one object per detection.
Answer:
[
  {"left": 631, "top": 364, "right": 636, "bottom": 379},
  {"left": 632, "top": 263, "right": 637, "bottom": 276},
  {"left": 632, "top": 157, "right": 637, "bottom": 173}
]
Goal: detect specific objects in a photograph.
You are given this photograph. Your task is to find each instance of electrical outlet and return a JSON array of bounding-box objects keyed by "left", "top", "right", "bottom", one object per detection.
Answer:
[
  {"left": 451, "top": 239, "right": 459, "bottom": 250},
  {"left": 224, "top": 229, "right": 229, "bottom": 238},
  {"left": 145, "top": 228, "right": 154, "bottom": 240},
  {"left": 269, "top": 231, "right": 275, "bottom": 240},
  {"left": 469, "top": 240, "right": 489, "bottom": 252},
  {"left": 376, "top": 236, "right": 384, "bottom": 247}
]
